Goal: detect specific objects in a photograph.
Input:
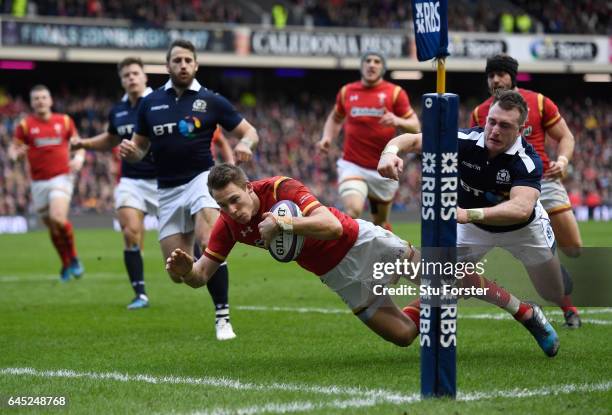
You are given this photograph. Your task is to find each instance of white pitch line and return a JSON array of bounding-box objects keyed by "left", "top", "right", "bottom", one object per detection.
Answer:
[
  {"left": 237, "top": 305, "right": 349, "bottom": 315},
  {"left": 189, "top": 397, "right": 390, "bottom": 415},
  {"left": 0, "top": 367, "right": 413, "bottom": 404},
  {"left": 461, "top": 313, "right": 612, "bottom": 326},
  {"left": 236, "top": 305, "right": 612, "bottom": 323},
  {"left": 194, "top": 381, "right": 612, "bottom": 415},
  {"left": 2, "top": 367, "right": 610, "bottom": 415}
]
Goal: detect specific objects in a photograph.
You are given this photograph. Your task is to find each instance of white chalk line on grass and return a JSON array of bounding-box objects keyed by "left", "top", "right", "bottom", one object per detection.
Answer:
[
  {"left": 191, "top": 381, "right": 612, "bottom": 415},
  {"left": 3, "top": 367, "right": 610, "bottom": 415},
  {"left": 0, "top": 367, "right": 412, "bottom": 404},
  {"left": 237, "top": 305, "right": 612, "bottom": 325}
]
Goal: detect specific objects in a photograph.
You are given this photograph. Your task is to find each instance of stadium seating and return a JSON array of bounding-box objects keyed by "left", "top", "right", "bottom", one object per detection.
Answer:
[
  {"left": 0, "top": 89, "right": 609, "bottom": 216},
  {"left": 10, "top": 0, "right": 609, "bottom": 34}
]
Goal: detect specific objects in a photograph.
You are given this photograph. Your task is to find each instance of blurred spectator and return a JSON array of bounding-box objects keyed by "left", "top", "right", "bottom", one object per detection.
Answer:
[{"left": 12, "top": 0, "right": 608, "bottom": 34}]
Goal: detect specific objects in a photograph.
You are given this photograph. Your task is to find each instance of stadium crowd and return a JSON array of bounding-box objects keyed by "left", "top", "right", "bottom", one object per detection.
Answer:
[
  {"left": 3, "top": 0, "right": 608, "bottom": 34},
  {"left": 0, "top": 88, "right": 609, "bottom": 216}
]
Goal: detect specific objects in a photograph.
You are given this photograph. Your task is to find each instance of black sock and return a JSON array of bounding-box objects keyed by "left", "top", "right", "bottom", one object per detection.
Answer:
[
  {"left": 561, "top": 264, "right": 574, "bottom": 296},
  {"left": 124, "top": 248, "right": 145, "bottom": 296},
  {"left": 207, "top": 263, "right": 229, "bottom": 322}
]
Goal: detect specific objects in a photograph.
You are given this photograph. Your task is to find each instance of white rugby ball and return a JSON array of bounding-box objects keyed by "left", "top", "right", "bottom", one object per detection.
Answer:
[{"left": 268, "top": 200, "right": 304, "bottom": 262}]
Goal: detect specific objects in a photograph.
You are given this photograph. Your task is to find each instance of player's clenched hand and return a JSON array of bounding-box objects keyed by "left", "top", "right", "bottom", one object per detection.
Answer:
[
  {"left": 316, "top": 138, "right": 331, "bottom": 154},
  {"left": 379, "top": 109, "right": 398, "bottom": 127},
  {"left": 8, "top": 143, "right": 28, "bottom": 161},
  {"left": 456, "top": 208, "right": 469, "bottom": 224},
  {"left": 377, "top": 153, "right": 403, "bottom": 181},
  {"left": 165, "top": 248, "right": 194, "bottom": 283},
  {"left": 234, "top": 142, "right": 253, "bottom": 163},
  {"left": 258, "top": 212, "right": 281, "bottom": 248},
  {"left": 70, "top": 137, "right": 85, "bottom": 150},
  {"left": 119, "top": 139, "right": 139, "bottom": 162},
  {"left": 543, "top": 160, "right": 566, "bottom": 179}
]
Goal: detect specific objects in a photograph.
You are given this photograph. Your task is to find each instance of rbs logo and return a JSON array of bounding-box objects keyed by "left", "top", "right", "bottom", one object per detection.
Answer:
[{"left": 415, "top": 1, "right": 441, "bottom": 34}]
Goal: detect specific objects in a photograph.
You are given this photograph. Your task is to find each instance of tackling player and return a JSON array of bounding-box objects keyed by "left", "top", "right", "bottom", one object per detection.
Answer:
[
  {"left": 471, "top": 54, "right": 581, "bottom": 328},
  {"left": 9, "top": 85, "right": 85, "bottom": 282},
  {"left": 379, "top": 90, "right": 568, "bottom": 337},
  {"left": 119, "top": 39, "right": 259, "bottom": 340},
  {"left": 165, "top": 163, "right": 559, "bottom": 357},
  {"left": 317, "top": 51, "right": 420, "bottom": 230}
]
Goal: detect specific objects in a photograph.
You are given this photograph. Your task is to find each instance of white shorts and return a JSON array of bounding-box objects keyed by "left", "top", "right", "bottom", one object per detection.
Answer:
[
  {"left": 337, "top": 158, "right": 399, "bottom": 202},
  {"left": 320, "top": 219, "right": 409, "bottom": 316},
  {"left": 457, "top": 203, "right": 556, "bottom": 267},
  {"left": 157, "top": 171, "right": 219, "bottom": 240},
  {"left": 31, "top": 174, "right": 74, "bottom": 213},
  {"left": 114, "top": 177, "right": 159, "bottom": 216},
  {"left": 540, "top": 178, "right": 572, "bottom": 215}
]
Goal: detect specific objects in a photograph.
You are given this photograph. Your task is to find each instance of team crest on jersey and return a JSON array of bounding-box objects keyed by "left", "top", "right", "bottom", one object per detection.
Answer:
[
  {"left": 349, "top": 94, "right": 359, "bottom": 102},
  {"left": 178, "top": 116, "right": 202, "bottom": 138},
  {"left": 523, "top": 126, "right": 533, "bottom": 137},
  {"left": 496, "top": 169, "right": 511, "bottom": 184},
  {"left": 54, "top": 123, "right": 62, "bottom": 135},
  {"left": 377, "top": 92, "right": 387, "bottom": 105},
  {"left": 31, "top": 127, "right": 40, "bottom": 134},
  {"left": 192, "top": 99, "right": 207, "bottom": 113}
]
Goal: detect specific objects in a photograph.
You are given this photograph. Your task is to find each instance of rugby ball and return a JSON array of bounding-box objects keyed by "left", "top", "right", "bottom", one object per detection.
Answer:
[{"left": 268, "top": 200, "right": 304, "bottom": 262}]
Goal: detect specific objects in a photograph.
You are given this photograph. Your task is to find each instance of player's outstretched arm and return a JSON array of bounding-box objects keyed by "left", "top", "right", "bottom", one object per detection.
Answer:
[
  {"left": 458, "top": 186, "right": 540, "bottom": 226},
  {"left": 119, "top": 133, "right": 150, "bottom": 162},
  {"left": 71, "top": 132, "right": 120, "bottom": 152},
  {"left": 165, "top": 248, "right": 220, "bottom": 288},
  {"left": 317, "top": 109, "right": 343, "bottom": 153},
  {"left": 230, "top": 119, "right": 259, "bottom": 163},
  {"left": 377, "top": 133, "right": 423, "bottom": 180}
]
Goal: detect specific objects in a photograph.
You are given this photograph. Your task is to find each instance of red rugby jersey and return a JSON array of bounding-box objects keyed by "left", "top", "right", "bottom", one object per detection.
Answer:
[
  {"left": 470, "top": 88, "right": 562, "bottom": 173},
  {"left": 14, "top": 113, "right": 77, "bottom": 180},
  {"left": 335, "top": 80, "right": 413, "bottom": 169},
  {"left": 205, "top": 176, "right": 359, "bottom": 276}
]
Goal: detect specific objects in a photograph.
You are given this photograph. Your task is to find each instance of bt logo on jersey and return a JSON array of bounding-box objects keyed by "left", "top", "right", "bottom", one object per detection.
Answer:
[{"left": 152, "top": 123, "right": 177, "bottom": 136}]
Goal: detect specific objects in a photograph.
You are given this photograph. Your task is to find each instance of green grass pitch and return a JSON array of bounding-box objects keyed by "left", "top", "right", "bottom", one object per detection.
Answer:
[{"left": 0, "top": 221, "right": 611, "bottom": 414}]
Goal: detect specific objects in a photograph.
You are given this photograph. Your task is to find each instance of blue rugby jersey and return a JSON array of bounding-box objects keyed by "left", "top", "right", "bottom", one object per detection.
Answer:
[
  {"left": 108, "top": 87, "right": 157, "bottom": 179},
  {"left": 457, "top": 127, "right": 543, "bottom": 233},
  {"left": 135, "top": 79, "right": 243, "bottom": 188}
]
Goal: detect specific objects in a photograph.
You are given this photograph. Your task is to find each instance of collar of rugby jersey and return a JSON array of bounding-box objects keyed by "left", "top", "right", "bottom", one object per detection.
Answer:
[
  {"left": 163, "top": 78, "right": 202, "bottom": 92},
  {"left": 121, "top": 86, "right": 154, "bottom": 102}
]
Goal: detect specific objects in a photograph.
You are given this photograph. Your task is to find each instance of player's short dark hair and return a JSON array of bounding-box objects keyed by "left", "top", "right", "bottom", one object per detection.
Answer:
[
  {"left": 208, "top": 164, "right": 248, "bottom": 192},
  {"left": 492, "top": 89, "right": 528, "bottom": 127},
  {"left": 166, "top": 39, "right": 197, "bottom": 63},
  {"left": 30, "top": 84, "right": 50, "bottom": 95},
  {"left": 117, "top": 57, "right": 144, "bottom": 73}
]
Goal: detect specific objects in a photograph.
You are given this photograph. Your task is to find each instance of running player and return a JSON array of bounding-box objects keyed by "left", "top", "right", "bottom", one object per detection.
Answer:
[
  {"left": 317, "top": 51, "right": 420, "bottom": 230},
  {"left": 119, "top": 39, "right": 259, "bottom": 340},
  {"left": 71, "top": 57, "right": 157, "bottom": 309},
  {"left": 9, "top": 85, "right": 85, "bottom": 282},
  {"left": 471, "top": 54, "right": 582, "bottom": 328}
]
